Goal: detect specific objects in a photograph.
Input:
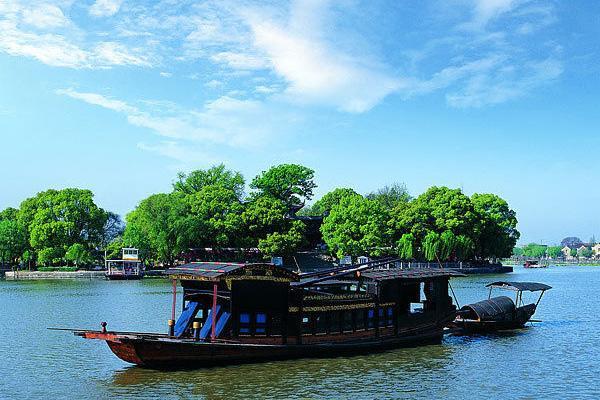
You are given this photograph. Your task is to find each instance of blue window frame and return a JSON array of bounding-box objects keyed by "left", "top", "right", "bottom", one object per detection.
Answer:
[
  {"left": 367, "top": 309, "right": 375, "bottom": 328},
  {"left": 239, "top": 313, "right": 250, "bottom": 334},
  {"left": 256, "top": 313, "right": 267, "bottom": 334}
]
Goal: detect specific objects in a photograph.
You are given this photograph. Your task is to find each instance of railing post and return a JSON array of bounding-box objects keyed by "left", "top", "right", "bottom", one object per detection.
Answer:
[{"left": 211, "top": 281, "right": 218, "bottom": 342}]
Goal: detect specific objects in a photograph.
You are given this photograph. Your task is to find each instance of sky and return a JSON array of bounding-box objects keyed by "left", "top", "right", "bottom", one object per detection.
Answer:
[{"left": 1, "top": 0, "right": 599, "bottom": 245}]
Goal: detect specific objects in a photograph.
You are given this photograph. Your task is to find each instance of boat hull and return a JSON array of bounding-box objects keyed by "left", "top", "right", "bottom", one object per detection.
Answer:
[{"left": 78, "top": 320, "right": 449, "bottom": 369}]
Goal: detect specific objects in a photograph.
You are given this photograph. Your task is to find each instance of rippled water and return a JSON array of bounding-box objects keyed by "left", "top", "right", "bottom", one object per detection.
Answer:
[{"left": 1, "top": 266, "right": 599, "bottom": 399}]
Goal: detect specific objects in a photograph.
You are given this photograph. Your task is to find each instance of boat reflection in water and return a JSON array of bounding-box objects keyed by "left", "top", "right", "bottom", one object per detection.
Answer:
[{"left": 66, "top": 258, "right": 463, "bottom": 369}]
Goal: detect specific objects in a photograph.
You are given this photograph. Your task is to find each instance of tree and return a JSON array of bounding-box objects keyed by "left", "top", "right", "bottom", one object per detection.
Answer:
[
  {"left": 65, "top": 243, "right": 92, "bottom": 267},
  {"left": 578, "top": 247, "right": 593, "bottom": 258},
  {"left": 185, "top": 185, "right": 244, "bottom": 247},
  {"left": 471, "top": 193, "right": 520, "bottom": 259},
  {"left": 390, "top": 186, "right": 478, "bottom": 254},
  {"left": 522, "top": 243, "right": 547, "bottom": 258},
  {"left": 101, "top": 212, "right": 125, "bottom": 249},
  {"left": 546, "top": 246, "right": 563, "bottom": 259},
  {"left": 397, "top": 233, "right": 415, "bottom": 259},
  {"left": 124, "top": 193, "right": 191, "bottom": 266},
  {"left": 321, "top": 196, "right": 389, "bottom": 259},
  {"left": 512, "top": 247, "right": 524, "bottom": 257},
  {"left": 17, "top": 188, "right": 108, "bottom": 266},
  {"left": 570, "top": 248, "right": 577, "bottom": 257},
  {"left": 561, "top": 237, "right": 583, "bottom": 248},
  {"left": 366, "top": 183, "right": 411, "bottom": 210},
  {"left": 423, "top": 231, "right": 442, "bottom": 262},
  {"left": 306, "top": 188, "right": 360, "bottom": 216},
  {"left": 241, "top": 196, "right": 288, "bottom": 240},
  {"left": 105, "top": 236, "right": 124, "bottom": 259},
  {"left": 251, "top": 164, "right": 316, "bottom": 209},
  {"left": 0, "top": 219, "right": 27, "bottom": 267},
  {"left": 258, "top": 220, "right": 306, "bottom": 257},
  {"left": 173, "top": 164, "right": 245, "bottom": 198}
]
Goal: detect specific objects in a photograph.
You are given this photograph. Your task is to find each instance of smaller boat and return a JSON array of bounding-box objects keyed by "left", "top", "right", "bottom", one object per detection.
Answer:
[
  {"left": 105, "top": 248, "right": 144, "bottom": 280},
  {"left": 524, "top": 260, "right": 546, "bottom": 268},
  {"left": 451, "top": 281, "right": 551, "bottom": 333}
]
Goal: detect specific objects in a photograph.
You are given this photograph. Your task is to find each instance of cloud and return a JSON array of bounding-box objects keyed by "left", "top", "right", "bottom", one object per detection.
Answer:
[
  {"left": 210, "top": 51, "right": 269, "bottom": 70},
  {"left": 137, "top": 141, "right": 221, "bottom": 165},
  {"left": 22, "top": 4, "right": 69, "bottom": 28},
  {"left": 245, "top": 5, "right": 404, "bottom": 112},
  {"left": 89, "top": 0, "right": 124, "bottom": 18},
  {"left": 56, "top": 88, "right": 292, "bottom": 149}
]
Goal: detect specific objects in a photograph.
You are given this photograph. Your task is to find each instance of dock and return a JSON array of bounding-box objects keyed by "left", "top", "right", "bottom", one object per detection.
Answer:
[{"left": 4, "top": 270, "right": 106, "bottom": 280}]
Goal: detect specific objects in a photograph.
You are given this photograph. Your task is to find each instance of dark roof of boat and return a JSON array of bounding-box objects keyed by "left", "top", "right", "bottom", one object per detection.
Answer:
[
  {"left": 165, "top": 262, "right": 299, "bottom": 281},
  {"left": 460, "top": 296, "right": 516, "bottom": 321},
  {"left": 486, "top": 281, "right": 552, "bottom": 292},
  {"left": 296, "top": 268, "right": 463, "bottom": 287}
]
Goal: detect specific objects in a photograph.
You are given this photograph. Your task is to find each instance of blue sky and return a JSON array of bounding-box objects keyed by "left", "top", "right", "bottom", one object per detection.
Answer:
[{"left": 1, "top": 0, "right": 599, "bottom": 245}]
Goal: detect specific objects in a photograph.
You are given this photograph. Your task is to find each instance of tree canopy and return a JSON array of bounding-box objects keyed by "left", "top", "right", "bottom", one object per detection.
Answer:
[
  {"left": 306, "top": 188, "right": 360, "bottom": 216},
  {"left": 173, "top": 164, "right": 245, "bottom": 198},
  {"left": 366, "top": 183, "right": 411, "bottom": 210},
  {"left": 250, "top": 164, "right": 316, "bottom": 209}
]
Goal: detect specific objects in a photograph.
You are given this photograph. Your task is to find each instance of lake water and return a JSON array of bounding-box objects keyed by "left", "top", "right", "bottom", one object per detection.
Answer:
[{"left": 1, "top": 266, "right": 599, "bottom": 399}]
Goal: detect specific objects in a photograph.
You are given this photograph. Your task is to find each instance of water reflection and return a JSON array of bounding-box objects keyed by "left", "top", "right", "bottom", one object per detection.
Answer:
[{"left": 110, "top": 344, "right": 455, "bottom": 399}]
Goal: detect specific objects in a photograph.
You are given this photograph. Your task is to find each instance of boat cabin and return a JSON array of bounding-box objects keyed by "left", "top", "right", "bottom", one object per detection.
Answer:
[
  {"left": 165, "top": 261, "right": 461, "bottom": 345},
  {"left": 105, "top": 248, "right": 144, "bottom": 280}
]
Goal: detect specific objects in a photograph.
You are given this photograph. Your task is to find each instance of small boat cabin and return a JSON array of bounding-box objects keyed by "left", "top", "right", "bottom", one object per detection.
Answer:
[{"left": 105, "top": 248, "right": 144, "bottom": 280}]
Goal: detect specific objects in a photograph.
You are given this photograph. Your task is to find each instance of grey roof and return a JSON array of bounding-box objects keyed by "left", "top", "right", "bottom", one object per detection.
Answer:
[
  {"left": 486, "top": 281, "right": 552, "bottom": 292},
  {"left": 164, "top": 262, "right": 298, "bottom": 281},
  {"left": 359, "top": 268, "right": 465, "bottom": 281}
]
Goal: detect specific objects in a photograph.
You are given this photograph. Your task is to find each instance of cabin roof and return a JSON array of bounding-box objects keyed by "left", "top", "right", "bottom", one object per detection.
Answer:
[
  {"left": 486, "top": 281, "right": 552, "bottom": 292},
  {"left": 460, "top": 296, "right": 516, "bottom": 321},
  {"left": 164, "top": 262, "right": 299, "bottom": 282},
  {"left": 359, "top": 268, "right": 464, "bottom": 281}
]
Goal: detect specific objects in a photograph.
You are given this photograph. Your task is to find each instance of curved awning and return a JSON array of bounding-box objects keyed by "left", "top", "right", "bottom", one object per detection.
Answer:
[
  {"left": 460, "top": 296, "right": 516, "bottom": 321},
  {"left": 486, "top": 281, "right": 552, "bottom": 292}
]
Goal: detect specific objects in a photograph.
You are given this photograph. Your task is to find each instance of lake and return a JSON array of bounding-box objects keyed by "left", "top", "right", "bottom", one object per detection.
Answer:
[{"left": 1, "top": 266, "right": 598, "bottom": 399}]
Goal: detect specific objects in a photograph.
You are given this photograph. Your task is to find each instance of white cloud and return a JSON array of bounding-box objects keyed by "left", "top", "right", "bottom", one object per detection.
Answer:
[
  {"left": 93, "top": 42, "right": 152, "bottom": 67},
  {"left": 205, "top": 79, "right": 222, "bottom": 87},
  {"left": 210, "top": 51, "right": 269, "bottom": 70},
  {"left": 89, "top": 0, "right": 123, "bottom": 18},
  {"left": 22, "top": 4, "right": 69, "bottom": 28},
  {"left": 56, "top": 88, "right": 138, "bottom": 113},
  {"left": 137, "top": 141, "right": 221, "bottom": 165}
]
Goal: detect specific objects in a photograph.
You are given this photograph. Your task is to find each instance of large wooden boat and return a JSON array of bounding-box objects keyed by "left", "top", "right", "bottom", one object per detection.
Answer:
[
  {"left": 64, "top": 259, "right": 462, "bottom": 369},
  {"left": 451, "top": 281, "right": 551, "bottom": 333}
]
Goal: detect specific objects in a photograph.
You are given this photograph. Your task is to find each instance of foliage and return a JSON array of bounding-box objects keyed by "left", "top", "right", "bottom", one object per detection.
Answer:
[
  {"left": 546, "top": 246, "right": 563, "bottom": 259},
  {"left": 561, "top": 237, "right": 583, "bottom": 248},
  {"left": 241, "top": 196, "right": 288, "bottom": 239},
  {"left": 321, "top": 196, "right": 389, "bottom": 259},
  {"left": 17, "top": 188, "right": 107, "bottom": 265},
  {"left": 101, "top": 212, "right": 125, "bottom": 249},
  {"left": 258, "top": 220, "right": 306, "bottom": 257},
  {"left": 123, "top": 193, "right": 191, "bottom": 266},
  {"left": 522, "top": 243, "right": 547, "bottom": 258},
  {"left": 186, "top": 185, "right": 244, "bottom": 247},
  {"left": 578, "top": 247, "right": 593, "bottom": 258},
  {"left": 251, "top": 164, "right": 316, "bottom": 209},
  {"left": 570, "top": 248, "right": 577, "bottom": 257},
  {"left": 105, "top": 237, "right": 124, "bottom": 259},
  {"left": 422, "top": 231, "right": 442, "bottom": 262},
  {"left": 471, "top": 193, "right": 520, "bottom": 259},
  {"left": 306, "top": 188, "right": 361, "bottom": 216},
  {"left": 0, "top": 218, "right": 27, "bottom": 265},
  {"left": 397, "top": 233, "right": 415, "bottom": 259},
  {"left": 512, "top": 247, "right": 524, "bottom": 257},
  {"left": 173, "top": 164, "right": 245, "bottom": 198},
  {"left": 366, "top": 183, "right": 411, "bottom": 210},
  {"left": 65, "top": 243, "right": 92, "bottom": 267}
]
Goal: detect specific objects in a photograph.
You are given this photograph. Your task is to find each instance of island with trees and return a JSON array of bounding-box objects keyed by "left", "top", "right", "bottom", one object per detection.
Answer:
[{"left": 0, "top": 164, "right": 520, "bottom": 275}]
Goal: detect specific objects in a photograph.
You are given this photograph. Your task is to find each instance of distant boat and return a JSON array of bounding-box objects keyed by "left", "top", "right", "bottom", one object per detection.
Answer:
[
  {"left": 450, "top": 281, "right": 551, "bottom": 333},
  {"left": 524, "top": 260, "right": 546, "bottom": 268},
  {"left": 105, "top": 248, "right": 144, "bottom": 280}
]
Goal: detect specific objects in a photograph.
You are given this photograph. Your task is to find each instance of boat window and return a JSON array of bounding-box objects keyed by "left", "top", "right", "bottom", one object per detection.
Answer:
[
  {"left": 343, "top": 311, "right": 353, "bottom": 331},
  {"left": 410, "top": 303, "right": 423, "bottom": 314},
  {"left": 239, "top": 313, "right": 250, "bottom": 334},
  {"left": 378, "top": 308, "right": 386, "bottom": 327},
  {"left": 355, "top": 309, "right": 365, "bottom": 330},
  {"left": 302, "top": 315, "right": 312, "bottom": 334},
  {"left": 387, "top": 307, "right": 394, "bottom": 326},
  {"left": 367, "top": 309, "right": 375, "bottom": 328},
  {"left": 255, "top": 313, "right": 267, "bottom": 335}
]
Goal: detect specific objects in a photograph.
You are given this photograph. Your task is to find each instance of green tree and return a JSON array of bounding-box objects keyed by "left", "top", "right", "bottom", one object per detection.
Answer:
[
  {"left": 546, "top": 246, "right": 563, "bottom": 259},
  {"left": 397, "top": 233, "right": 415, "bottom": 259},
  {"left": 366, "top": 183, "right": 411, "bottom": 210},
  {"left": 306, "top": 188, "right": 360, "bottom": 216},
  {"left": 522, "top": 243, "right": 547, "bottom": 258},
  {"left": 124, "top": 193, "right": 191, "bottom": 267},
  {"left": 570, "top": 248, "right": 577, "bottom": 257},
  {"left": 17, "top": 188, "right": 108, "bottom": 266},
  {"left": 241, "top": 196, "right": 288, "bottom": 240},
  {"left": 579, "top": 247, "right": 593, "bottom": 258},
  {"left": 185, "top": 185, "right": 244, "bottom": 247},
  {"left": 65, "top": 243, "right": 92, "bottom": 267},
  {"left": 173, "top": 164, "right": 245, "bottom": 198},
  {"left": 423, "top": 231, "right": 442, "bottom": 262},
  {"left": 105, "top": 236, "right": 124, "bottom": 259},
  {"left": 390, "top": 186, "right": 477, "bottom": 254},
  {"left": 0, "top": 219, "right": 27, "bottom": 266},
  {"left": 258, "top": 220, "right": 306, "bottom": 257},
  {"left": 512, "top": 247, "right": 524, "bottom": 257},
  {"left": 471, "top": 193, "right": 520, "bottom": 259},
  {"left": 321, "top": 196, "right": 389, "bottom": 259},
  {"left": 251, "top": 164, "right": 316, "bottom": 209}
]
